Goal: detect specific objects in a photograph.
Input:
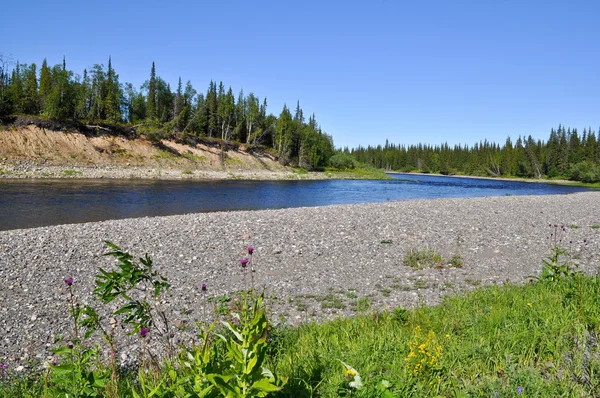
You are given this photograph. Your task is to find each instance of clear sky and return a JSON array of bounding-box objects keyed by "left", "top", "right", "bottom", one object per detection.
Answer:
[{"left": 2, "top": 0, "right": 599, "bottom": 149}]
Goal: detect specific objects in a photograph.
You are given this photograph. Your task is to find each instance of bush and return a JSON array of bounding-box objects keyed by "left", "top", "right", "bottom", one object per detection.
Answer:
[
  {"left": 328, "top": 153, "right": 356, "bottom": 170},
  {"left": 569, "top": 161, "right": 600, "bottom": 183}
]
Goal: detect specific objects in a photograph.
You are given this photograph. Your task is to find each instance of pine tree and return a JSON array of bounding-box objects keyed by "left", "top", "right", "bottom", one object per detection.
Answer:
[
  {"left": 39, "top": 59, "right": 52, "bottom": 112},
  {"left": 104, "top": 57, "right": 121, "bottom": 123},
  {"left": 147, "top": 62, "right": 156, "bottom": 120},
  {"left": 22, "top": 63, "right": 39, "bottom": 115},
  {"left": 0, "top": 54, "right": 12, "bottom": 116}
]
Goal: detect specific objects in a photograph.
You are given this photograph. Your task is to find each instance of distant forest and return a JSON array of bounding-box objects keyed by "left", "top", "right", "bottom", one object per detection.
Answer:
[
  {"left": 348, "top": 126, "right": 600, "bottom": 183},
  {"left": 0, "top": 56, "right": 335, "bottom": 169}
]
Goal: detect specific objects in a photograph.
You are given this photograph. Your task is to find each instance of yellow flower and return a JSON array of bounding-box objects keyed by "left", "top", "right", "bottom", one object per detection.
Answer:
[
  {"left": 527, "top": 302, "right": 532, "bottom": 306},
  {"left": 346, "top": 368, "right": 357, "bottom": 376}
]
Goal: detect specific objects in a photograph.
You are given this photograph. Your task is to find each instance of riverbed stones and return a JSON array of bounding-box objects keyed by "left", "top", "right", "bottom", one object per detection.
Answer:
[{"left": 0, "top": 192, "right": 599, "bottom": 370}]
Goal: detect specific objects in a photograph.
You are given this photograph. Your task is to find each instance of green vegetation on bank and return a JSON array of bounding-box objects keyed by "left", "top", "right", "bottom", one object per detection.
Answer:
[{"left": 1, "top": 237, "right": 599, "bottom": 397}]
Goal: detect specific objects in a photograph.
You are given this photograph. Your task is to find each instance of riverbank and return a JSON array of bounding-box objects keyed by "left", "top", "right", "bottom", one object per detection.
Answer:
[
  {"left": 0, "top": 192, "right": 598, "bottom": 370},
  {"left": 390, "top": 170, "right": 600, "bottom": 188}
]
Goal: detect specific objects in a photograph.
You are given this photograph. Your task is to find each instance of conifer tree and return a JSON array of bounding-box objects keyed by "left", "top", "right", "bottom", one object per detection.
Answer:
[{"left": 147, "top": 62, "right": 156, "bottom": 120}]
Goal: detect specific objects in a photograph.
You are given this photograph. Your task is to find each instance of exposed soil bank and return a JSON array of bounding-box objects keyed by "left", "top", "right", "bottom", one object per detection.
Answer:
[{"left": 0, "top": 124, "right": 326, "bottom": 180}]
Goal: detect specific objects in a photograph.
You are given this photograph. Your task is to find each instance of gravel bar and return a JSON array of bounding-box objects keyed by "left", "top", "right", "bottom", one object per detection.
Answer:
[{"left": 1, "top": 192, "right": 599, "bottom": 370}]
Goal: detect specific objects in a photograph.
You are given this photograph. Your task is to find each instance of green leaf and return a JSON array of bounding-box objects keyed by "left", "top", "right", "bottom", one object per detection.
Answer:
[
  {"left": 251, "top": 378, "right": 283, "bottom": 393},
  {"left": 51, "top": 364, "right": 75, "bottom": 375},
  {"left": 220, "top": 321, "right": 243, "bottom": 342}
]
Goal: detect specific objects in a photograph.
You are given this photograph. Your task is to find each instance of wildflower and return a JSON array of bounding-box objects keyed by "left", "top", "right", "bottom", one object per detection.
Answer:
[
  {"left": 248, "top": 246, "right": 254, "bottom": 255},
  {"left": 201, "top": 283, "right": 207, "bottom": 292},
  {"left": 346, "top": 368, "right": 357, "bottom": 376},
  {"left": 240, "top": 258, "right": 249, "bottom": 268},
  {"left": 517, "top": 385, "right": 523, "bottom": 395},
  {"left": 139, "top": 328, "right": 149, "bottom": 338},
  {"left": 64, "top": 277, "right": 73, "bottom": 286},
  {"left": 527, "top": 302, "right": 532, "bottom": 306},
  {"left": 67, "top": 342, "right": 74, "bottom": 349},
  {"left": 0, "top": 363, "right": 6, "bottom": 377}
]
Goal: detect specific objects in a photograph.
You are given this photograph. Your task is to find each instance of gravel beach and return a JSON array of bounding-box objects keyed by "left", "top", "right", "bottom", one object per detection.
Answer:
[{"left": 1, "top": 192, "right": 599, "bottom": 371}]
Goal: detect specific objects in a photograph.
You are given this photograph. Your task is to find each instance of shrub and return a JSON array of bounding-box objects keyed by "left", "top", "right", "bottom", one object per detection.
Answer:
[{"left": 328, "top": 153, "right": 356, "bottom": 170}]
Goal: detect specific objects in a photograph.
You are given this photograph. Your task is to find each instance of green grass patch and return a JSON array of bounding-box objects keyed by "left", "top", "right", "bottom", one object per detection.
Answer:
[
  {"left": 324, "top": 166, "right": 391, "bottom": 180},
  {"left": 155, "top": 148, "right": 178, "bottom": 159},
  {"left": 181, "top": 169, "right": 193, "bottom": 175},
  {"left": 62, "top": 169, "right": 82, "bottom": 176},
  {"left": 224, "top": 156, "right": 243, "bottom": 166},
  {"left": 592, "top": 225, "right": 600, "bottom": 229},
  {"left": 266, "top": 275, "right": 600, "bottom": 396},
  {"left": 404, "top": 248, "right": 442, "bottom": 269},
  {"left": 183, "top": 153, "right": 207, "bottom": 162}
]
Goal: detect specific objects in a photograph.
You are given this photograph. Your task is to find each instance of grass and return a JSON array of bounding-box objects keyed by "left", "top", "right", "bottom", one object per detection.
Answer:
[
  {"left": 324, "top": 166, "right": 391, "bottom": 180},
  {"left": 181, "top": 169, "right": 193, "bottom": 175},
  {"left": 224, "top": 156, "right": 243, "bottom": 166},
  {"left": 265, "top": 275, "right": 600, "bottom": 397},
  {"left": 62, "top": 169, "right": 82, "bottom": 176},
  {"left": 183, "top": 153, "right": 207, "bottom": 162},
  {"left": 155, "top": 148, "right": 178, "bottom": 159},
  {"left": 403, "top": 248, "right": 443, "bottom": 269}
]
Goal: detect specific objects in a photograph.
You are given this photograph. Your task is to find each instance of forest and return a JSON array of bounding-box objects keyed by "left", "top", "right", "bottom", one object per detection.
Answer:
[
  {"left": 348, "top": 126, "right": 600, "bottom": 183},
  {"left": 1, "top": 55, "right": 598, "bottom": 182},
  {"left": 0, "top": 56, "right": 335, "bottom": 170}
]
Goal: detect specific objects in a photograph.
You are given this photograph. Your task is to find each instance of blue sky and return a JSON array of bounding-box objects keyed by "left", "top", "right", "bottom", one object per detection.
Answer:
[{"left": 2, "top": 0, "right": 599, "bottom": 149}]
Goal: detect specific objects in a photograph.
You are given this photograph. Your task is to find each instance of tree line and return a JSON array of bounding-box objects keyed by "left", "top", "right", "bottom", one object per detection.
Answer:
[
  {"left": 0, "top": 56, "right": 335, "bottom": 169},
  {"left": 349, "top": 125, "right": 600, "bottom": 183}
]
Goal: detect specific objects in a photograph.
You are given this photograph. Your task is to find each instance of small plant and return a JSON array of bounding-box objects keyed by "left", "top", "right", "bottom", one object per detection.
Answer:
[
  {"left": 211, "top": 292, "right": 287, "bottom": 396},
  {"left": 339, "top": 361, "right": 363, "bottom": 391},
  {"left": 591, "top": 225, "right": 600, "bottom": 229},
  {"left": 448, "top": 254, "right": 464, "bottom": 268},
  {"left": 352, "top": 297, "right": 371, "bottom": 312},
  {"left": 464, "top": 278, "right": 481, "bottom": 287},
  {"left": 183, "top": 153, "right": 207, "bottom": 162},
  {"left": 536, "top": 246, "right": 577, "bottom": 282},
  {"left": 317, "top": 294, "right": 345, "bottom": 310},
  {"left": 414, "top": 280, "right": 428, "bottom": 289},
  {"left": 62, "top": 169, "right": 82, "bottom": 176},
  {"left": 405, "top": 326, "right": 443, "bottom": 378},
  {"left": 403, "top": 248, "right": 442, "bottom": 269},
  {"left": 181, "top": 169, "right": 193, "bottom": 175}
]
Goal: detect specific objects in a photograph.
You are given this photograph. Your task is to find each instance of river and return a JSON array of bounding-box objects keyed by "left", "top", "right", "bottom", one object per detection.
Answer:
[{"left": 0, "top": 173, "right": 591, "bottom": 231}]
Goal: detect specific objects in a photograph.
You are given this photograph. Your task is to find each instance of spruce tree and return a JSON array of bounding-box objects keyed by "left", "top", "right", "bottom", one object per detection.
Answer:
[{"left": 147, "top": 62, "right": 156, "bottom": 120}]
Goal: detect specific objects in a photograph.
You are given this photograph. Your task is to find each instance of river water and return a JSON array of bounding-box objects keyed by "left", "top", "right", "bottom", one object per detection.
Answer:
[{"left": 0, "top": 173, "right": 591, "bottom": 231}]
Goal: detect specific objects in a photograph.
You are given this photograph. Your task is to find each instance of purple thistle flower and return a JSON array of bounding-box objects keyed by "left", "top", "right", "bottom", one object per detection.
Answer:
[
  {"left": 517, "top": 386, "right": 523, "bottom": 395},
  {"left": 240, "top": 258, "right": 249, "bottom": 268},
  {"left": 201, "top": 283, "right": 207, "bottom": 292},
  {"left": 64, "top": 277, "right": 73, "bottom": 286},
  {"left": 248, "top": 246, "right": 254, "bottom": 255},
  {"left": 139, "top": 328, "right": 149, "bottom": 338}
]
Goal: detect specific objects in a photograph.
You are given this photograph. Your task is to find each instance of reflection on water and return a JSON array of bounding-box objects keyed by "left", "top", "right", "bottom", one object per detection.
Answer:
[{"left": 0, "top": 174, "right": 590, "bottom": 231}]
